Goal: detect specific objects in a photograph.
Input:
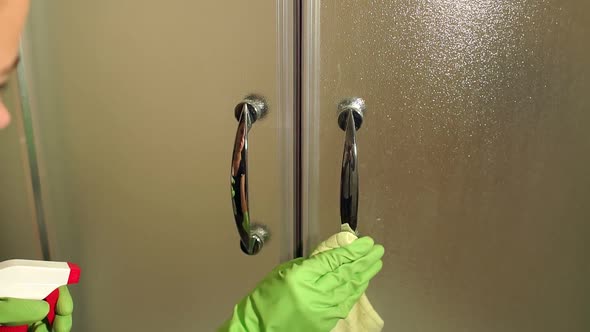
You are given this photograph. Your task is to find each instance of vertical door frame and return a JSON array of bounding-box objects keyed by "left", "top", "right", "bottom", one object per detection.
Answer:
[
  {"left": 300, "top": 0, "right": 321, "bottom": 256},
  {"left": 15, "top": 43, "right": 51, "bottom": 261},
  {"left": 277, "top": 0, "right": 300, "bottom": 260}
]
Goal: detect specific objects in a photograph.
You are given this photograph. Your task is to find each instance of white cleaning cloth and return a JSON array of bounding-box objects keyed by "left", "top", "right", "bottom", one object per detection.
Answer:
[{"left": 311, "top": 224, "right": 384, "bottom": 332}]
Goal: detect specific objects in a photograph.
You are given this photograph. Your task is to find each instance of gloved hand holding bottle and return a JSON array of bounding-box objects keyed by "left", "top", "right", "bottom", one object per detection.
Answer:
[
  {"left": 218, "top": 236, "right": 384, "bottom": 332},
  {"left": 0, "top": 286, "right": 73, "bottom": 332},
  {"left": 0, "top": 260, "right": 79, "bottom": 332}
]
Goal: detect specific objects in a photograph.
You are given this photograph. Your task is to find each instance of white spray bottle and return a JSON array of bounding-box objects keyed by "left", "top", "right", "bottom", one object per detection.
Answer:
[{"left": 0, "top": 259, "right": 81, "bottom": 332}]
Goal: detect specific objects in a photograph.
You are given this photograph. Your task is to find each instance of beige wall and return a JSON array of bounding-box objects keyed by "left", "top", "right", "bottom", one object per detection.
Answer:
[{"left": 0, "top": 73, "right": 42, "bottom": 260}]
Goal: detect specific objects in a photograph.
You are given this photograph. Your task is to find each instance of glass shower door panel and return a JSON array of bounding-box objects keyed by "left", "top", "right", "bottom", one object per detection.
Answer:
[
  {"left": 21, "top": 1, "right": 293, "bottom": 331},
  {"left": 308, "top": 1, "right": 590, "bottom": 331}
]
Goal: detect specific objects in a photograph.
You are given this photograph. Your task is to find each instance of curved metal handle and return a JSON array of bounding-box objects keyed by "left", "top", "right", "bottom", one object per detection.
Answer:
[
  {"left": 338, "top": 97, "right": 365, "bottom": 232},
  {"left": 230, "top": 95, "right": 270, "bottom": 255}
]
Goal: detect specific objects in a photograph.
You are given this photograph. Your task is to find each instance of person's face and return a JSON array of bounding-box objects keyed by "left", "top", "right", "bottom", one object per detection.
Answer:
[{"left": 0, "top": 0, "right": 30, "bottom": 129}]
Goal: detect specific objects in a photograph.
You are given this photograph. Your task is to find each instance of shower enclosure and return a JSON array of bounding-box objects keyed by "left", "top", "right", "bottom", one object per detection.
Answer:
[{"left": 1, "top": 1, "right": 588, "bottom": 331}]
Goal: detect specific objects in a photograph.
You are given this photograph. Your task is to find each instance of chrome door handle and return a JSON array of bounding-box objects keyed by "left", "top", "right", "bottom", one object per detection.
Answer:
[
  {"left": 230, "top": 95, "right": 270, "bottom": 255},
  {"left": 338, "top": 97, "right": 365, "bottom": 232}
]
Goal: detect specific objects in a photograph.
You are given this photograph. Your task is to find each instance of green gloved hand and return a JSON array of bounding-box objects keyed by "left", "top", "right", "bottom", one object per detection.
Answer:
[
  {"left": 0, "top": 286, "right": 74, "bottom": 332},
  {"left": 218, "top": 236, "right": 384, "bottom": 332}
]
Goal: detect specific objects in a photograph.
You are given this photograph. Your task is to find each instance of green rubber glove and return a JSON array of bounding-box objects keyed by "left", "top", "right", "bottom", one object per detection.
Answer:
[
  {"left": 218, "top": 236, "right": 384, "bottom": 332},
  {"left": 0, "top": 286, "right": 74, "bottom": 332}
]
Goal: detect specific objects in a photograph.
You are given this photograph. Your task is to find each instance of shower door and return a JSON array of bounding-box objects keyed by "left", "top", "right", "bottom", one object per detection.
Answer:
[
  {"left": 5, "top": 1, "right": 590, "bottom": 331},
  {"left": 17, "top": 1, "right": 296, "bottom": 331},
  {"left": 303, "top": 1, "right": 590, "bottom": 331}
]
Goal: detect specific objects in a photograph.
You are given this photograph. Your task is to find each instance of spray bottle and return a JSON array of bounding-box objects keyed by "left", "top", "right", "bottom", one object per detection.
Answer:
[{"left": 0, "top": 259, "right": 81, "bottom": 331}]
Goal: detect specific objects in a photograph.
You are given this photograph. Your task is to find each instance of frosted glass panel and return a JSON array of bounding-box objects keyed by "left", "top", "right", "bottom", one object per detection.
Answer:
[
  {"left": 313, "top": 1, "right": 590, "bottom": 331},
  {"left": 21, "top": 1, "right": 290, "bottom": 331}
]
